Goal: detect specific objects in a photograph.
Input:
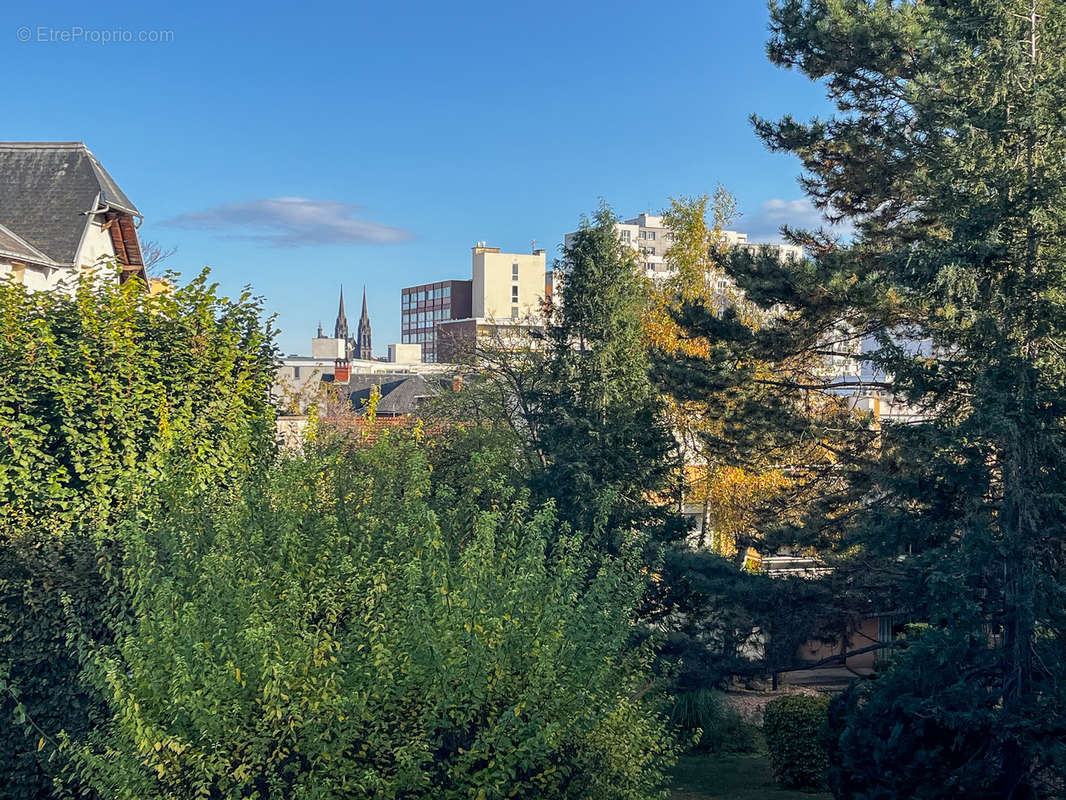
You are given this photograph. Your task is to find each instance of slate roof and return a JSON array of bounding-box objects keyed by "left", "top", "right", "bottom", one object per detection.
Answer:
[
  {"left": 345, "top": 373, "right": 441, "bottom": 417},
  {"left": 0, "top": 223, "right": 54, "bottom": 264},
  {"left": 0, "top": 142, "right": 140, "bottom": 266}
]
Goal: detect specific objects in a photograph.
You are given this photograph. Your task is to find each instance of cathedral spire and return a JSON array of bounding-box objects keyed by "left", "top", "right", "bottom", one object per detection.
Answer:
[
  {"left": 334, "top": 286, "right": 349, "bottom": 341},
  {"left": 357, "top": 285, "right": 373, "bottom": 360}
]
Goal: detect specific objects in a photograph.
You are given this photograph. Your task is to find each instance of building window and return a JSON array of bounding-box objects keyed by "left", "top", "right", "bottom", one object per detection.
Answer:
[
  {"left": 511, "top": 285, "right": 519, "bottom": 303},
  {"left": 647, "top": 231, "right": 656, "bottom": 241},
  {"left": 443, "top": 286, "right": 450, "bottom": 298},
  {"left": 620, "top": 230, "right": 631, "bottom": 243},
  {"left": 512, "top": 263, "right": 519, "bottom": 280},
  {"left": 293, "top": 366, "right": 301, "bottom": 379},
  {"left": 511, "top": 307, "right": 519, "bottom": 319}
]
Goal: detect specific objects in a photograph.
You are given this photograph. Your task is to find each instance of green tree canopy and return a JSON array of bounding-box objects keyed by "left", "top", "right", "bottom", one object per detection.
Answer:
[
  {"left": 671, "top": 1, "right": 1066, "bottom": 795},
  {"left": 530, "top": 205, "right": 678, "bottom": 547}
]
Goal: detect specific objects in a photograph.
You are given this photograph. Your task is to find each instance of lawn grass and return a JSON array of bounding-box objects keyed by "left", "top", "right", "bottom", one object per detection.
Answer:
[{"left": 669, "top": 752, "right": 831, "bottom": 800}]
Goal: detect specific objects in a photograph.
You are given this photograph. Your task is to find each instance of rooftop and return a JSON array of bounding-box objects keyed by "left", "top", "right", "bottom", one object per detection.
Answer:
[{"left": 0, "top": 142, "right": 140, "bottom": 266}]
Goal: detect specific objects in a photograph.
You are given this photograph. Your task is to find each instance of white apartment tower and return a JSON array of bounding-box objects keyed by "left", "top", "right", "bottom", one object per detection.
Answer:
[{"left": 563, "top": 213, "right": 804, "bottom": 279}]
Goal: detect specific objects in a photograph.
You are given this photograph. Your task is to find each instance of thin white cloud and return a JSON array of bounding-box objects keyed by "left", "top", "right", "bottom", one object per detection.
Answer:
[
  {"left": 162, "top": 197, "right": 414, "bottom": 247},
  {"left": 743, "top": 197, "right": 853, "bottom": 243}
]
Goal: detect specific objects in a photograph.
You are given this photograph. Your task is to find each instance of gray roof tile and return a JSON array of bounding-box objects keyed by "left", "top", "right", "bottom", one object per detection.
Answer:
[
  {"left": 0, "top": 223, "right": 55, "bottom": 264},
  {"left": 345, "top": 373, "right": 441, "bottom": 416},
  {"left": 0, "top": 142, "right": 140, "bottom": 266}
]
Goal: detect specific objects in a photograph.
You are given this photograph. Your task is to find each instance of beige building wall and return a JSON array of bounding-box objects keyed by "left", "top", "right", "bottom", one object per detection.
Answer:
[
  {"left": 471, "top": 245, "right": 546, "bottom": 321},
  {"left": 388, "top": 343, "right": 422, "bottom": 363},
  {"left": 311, "top": 337, "right": 346, "bottom": 359}
]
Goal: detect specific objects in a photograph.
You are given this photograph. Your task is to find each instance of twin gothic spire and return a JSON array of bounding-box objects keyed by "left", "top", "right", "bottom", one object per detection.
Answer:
[{"left": 333, "top": 285, "right": 372, "bottom": 360}]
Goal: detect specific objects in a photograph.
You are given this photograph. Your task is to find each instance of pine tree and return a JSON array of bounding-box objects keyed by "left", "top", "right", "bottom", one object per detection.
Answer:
[
  {"left": 529, "top": 205, "right": 678, "bottom": 546},
  {"left": 679, "top": 1, "right": 1066, "bottom": 795}
]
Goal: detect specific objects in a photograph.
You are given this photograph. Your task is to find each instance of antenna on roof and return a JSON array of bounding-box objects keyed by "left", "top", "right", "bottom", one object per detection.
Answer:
[{"left": 531, "top": 238, "right": 537, "bottom": 254}]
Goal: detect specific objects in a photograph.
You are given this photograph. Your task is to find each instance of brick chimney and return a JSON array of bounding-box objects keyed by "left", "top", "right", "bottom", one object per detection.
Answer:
[{"left": 334, "top": 359, "right": 351, "bottom": 383}]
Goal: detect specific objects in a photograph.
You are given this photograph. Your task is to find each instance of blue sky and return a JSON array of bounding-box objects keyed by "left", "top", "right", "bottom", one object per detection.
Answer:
[{"left": 2, "top": 0, "right": 833, "bottom": 355}]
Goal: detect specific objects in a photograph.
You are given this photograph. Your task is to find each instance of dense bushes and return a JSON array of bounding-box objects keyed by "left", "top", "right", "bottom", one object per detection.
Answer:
[
  {"left": 0, "top": 271, "right": 277, "bottom": 799},
  {"left": 762, "top": 694, "right": 830, "bottom": 792},
  {"left": 69, "top": 435, "right": 675, "bottom": 799}
]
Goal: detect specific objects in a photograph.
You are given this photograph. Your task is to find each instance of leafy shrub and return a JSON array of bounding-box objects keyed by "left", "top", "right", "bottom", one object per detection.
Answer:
[
  {"left": 70, "top": 435, "right": 675, "bottom": 799},
  {"left": 762, "top": 693, "right": 830, "bottom": 791},
  {"left": 0, "top": 270, "right": 277, "bottom": 799},
  {"left": 668, "top": 689, "right": 759, "bottom": 753}
]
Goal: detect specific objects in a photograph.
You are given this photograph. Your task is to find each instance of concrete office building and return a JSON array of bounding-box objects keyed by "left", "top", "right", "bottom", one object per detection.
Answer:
[
  {"left": 470, "top": 243, "right": 546, "bottom": 319},
  {"left": 401, "top": 279, "right": 472, "bottom": 363}
]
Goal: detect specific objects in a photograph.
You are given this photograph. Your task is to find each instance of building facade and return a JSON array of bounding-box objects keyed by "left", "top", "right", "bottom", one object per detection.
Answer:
[
  {"left": 401, "top": 279, "right": 473, "bottom": 363},
  {"left": 401, "top": 245, "right": 547, "bottom": 363},
  {"left": 471, "top": 244, "right": 547, "bottom": 320},
  {"left": 563, "top": 212, "right": 804, "bottom": 279}
]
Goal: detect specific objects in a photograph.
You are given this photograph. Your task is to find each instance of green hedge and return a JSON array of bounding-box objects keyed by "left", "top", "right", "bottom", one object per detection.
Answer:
[
  {"left": 0, "top": 270, "right": 277, "bottom": 799},
  {"left": 762, "top": 693, "right": 831, "bottom": 791}
]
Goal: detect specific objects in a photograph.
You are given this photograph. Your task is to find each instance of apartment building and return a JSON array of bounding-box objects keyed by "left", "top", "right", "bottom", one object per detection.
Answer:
[
  {"left": 401, "top": 244, "right": 547, "bottom": 363},
  {"left": 563, "top": 213, "right": 804, "bottom": 279},
  {"left": 471, "top": 243, "right": 546, "bottom": 319}
]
